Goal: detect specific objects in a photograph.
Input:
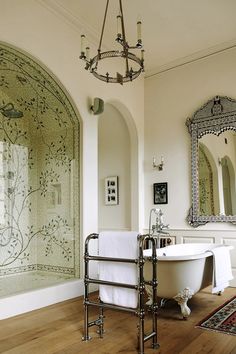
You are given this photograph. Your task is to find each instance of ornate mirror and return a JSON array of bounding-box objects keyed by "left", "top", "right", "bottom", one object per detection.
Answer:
[{"left": 186, "top": 95, "right": 236, "bottom": 227}]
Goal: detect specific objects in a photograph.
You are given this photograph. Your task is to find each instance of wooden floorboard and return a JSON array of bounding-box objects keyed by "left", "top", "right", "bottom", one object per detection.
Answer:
[{"left": 0, "top": 286, "right": 236, "bottom": 354}]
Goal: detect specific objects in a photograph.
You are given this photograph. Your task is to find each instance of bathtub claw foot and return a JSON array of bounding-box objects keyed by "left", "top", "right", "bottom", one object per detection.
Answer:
[{"left": 173, "top": 287, "right": 194, "bottom": 319}]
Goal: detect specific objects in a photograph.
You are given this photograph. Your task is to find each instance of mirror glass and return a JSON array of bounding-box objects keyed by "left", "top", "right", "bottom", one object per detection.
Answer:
[
  {"left": 186, "top": 95, "right": 236, "bottom": 227},
  {"left": 198, "top": 131, "right": 236, "bottom": 216}
]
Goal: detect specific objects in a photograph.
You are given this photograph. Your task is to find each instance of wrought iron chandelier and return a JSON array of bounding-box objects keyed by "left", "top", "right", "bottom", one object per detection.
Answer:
[{"left": 79, "top": 0, "right": 144, "bottom": 85}]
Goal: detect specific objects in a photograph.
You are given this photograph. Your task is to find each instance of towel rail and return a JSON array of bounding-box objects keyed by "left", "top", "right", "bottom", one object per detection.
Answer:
[
  {"left": 85, "top": 255, "right": 138, "bottom": 263},
  {"left": 85, "top": 277, "right": 139, "bottom": 289},
  {"left": 84, "top": 300, "right": 138, "bottom": 313},
  {"left": 82, "top": 232, "right": 160, "bottom": 354}
]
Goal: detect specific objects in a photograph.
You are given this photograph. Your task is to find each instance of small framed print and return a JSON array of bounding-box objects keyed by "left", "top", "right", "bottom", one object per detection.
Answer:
[
  {"left": 153, "top": 182, "right": 168, "bottom": 204},
  {"left": 105, "top": 176, "right": 119, "bottom": 205}
]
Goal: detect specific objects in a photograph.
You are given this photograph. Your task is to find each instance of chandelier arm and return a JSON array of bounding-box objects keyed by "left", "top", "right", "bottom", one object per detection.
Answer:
[{"left": 119, "top": 0, "right": 129, "bottom": 74}]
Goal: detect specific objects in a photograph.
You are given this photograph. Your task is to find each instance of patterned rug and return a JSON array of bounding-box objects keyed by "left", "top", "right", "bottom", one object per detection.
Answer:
[{"left": 196, "top": 295, "right": 236, "bottom": 336}]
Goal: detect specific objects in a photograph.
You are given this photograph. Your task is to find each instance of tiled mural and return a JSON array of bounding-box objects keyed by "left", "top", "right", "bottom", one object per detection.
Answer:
[{"left": 0, "top": 43, "right": 80, "bottom": 278}]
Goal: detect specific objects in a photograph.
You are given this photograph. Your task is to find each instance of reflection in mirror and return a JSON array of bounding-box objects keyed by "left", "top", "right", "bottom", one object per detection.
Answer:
[
  {"left": 199, "top": 131, "right": 236, "bottom": 216},
  {"left": 198, "top": 142, "right": 219, "bottom": 216},
  {"left": 222, "top": 155, "right": 236, "bottom": 215},
  {"left": 186, "top": 95, "right": 236, "bottom": 227}
]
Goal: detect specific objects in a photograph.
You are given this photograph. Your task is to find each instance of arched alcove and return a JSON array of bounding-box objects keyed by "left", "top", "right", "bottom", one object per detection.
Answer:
[
  {"left": 0, "top": 42, "right": 81, "bottom": 291},
  {"left": 98, "top": 101, "right": 139, "bottom": 231}
]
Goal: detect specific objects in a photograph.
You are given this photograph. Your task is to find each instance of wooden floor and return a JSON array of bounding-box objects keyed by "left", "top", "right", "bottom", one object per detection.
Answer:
[{"left": 0, "top": 286, "right": 235, "bottom": 354}]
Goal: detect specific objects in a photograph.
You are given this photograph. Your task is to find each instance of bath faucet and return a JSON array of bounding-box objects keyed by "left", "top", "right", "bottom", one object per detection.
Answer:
[
  {"left": 152, "top": 223, "right": 169, "bottom": 234},
  {"left": 148, "top": 208, "right": 160, "bottom": 235},
  {"left": 148, "top": 208, "right": 169, "bottom": 248}
]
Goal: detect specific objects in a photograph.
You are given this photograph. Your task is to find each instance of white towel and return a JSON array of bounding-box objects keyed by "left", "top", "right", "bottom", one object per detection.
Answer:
[
  {"left": 99, "top": 231, "right": 139, "bottom": 308},
  {"left": 209, "top": 246, "right": 233, "bottom": 294}
]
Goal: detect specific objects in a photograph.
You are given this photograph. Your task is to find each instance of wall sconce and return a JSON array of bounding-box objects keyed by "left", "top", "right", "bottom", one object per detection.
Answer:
[
  {"left": 153, "top": 156, "right": 164, "bottom": 171},
  {"left": 91, "top": 97, "right": 104, "bottom": 115}
]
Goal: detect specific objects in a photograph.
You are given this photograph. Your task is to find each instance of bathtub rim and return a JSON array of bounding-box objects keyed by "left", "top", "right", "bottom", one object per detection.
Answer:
[{"left": 143, "top": 243, "right": 234, "bottom": 261}]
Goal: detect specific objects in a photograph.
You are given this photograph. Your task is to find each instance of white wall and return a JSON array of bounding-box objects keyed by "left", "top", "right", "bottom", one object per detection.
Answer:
[
  {"left": 98, "top": 104, "right": 131, "bottom": 231},
  {"left": 145, "top": 46, "right": 236, "bottom": 231},
  {"left": 0, "top": 0, "right": 145, "bottom": 276},
  {"left": 144, "top": 48, "right": 236, "bottom": 284}
]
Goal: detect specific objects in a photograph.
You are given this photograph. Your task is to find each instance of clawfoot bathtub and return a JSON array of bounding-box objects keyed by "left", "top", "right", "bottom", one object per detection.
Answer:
[{"left": 144, "top": 243, "right": 233, "bottom": 319}]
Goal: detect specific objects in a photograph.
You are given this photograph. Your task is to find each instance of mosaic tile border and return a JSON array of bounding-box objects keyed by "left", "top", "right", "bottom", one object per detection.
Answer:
[
  {"left": 37, "top": 264, "right": 75, "bottom": 275},
  {"left": 0, "top": 264, "right": 37, "bottom": 276},
  {"left": 0, "top": 264, "right": 75, "bottom": 276}
]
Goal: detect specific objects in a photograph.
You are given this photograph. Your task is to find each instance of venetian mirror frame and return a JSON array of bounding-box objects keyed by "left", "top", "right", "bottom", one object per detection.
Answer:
[{"left": 186, "top": 95, "right": 236, "bottom": 227}]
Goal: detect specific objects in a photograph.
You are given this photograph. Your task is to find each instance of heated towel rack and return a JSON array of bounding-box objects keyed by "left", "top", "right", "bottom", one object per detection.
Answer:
[{"left": 82, "top": 232, "right": 160, "bottom": 354}]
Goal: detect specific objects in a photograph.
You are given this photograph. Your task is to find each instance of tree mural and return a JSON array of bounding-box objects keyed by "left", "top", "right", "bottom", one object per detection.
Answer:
[{"left": 0, "top": 44, "right": 79, "bottom": 271}]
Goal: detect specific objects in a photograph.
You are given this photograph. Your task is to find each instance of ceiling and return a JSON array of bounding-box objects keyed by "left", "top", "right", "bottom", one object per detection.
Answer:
[{"left": 41, "top": 0, "right": 236, "bottom": 77}]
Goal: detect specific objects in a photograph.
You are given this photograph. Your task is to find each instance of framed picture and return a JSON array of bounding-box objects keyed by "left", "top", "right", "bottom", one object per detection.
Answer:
[
  {"left": 153, "top": 182, "right": 168, "bottom": 204},
  {"left": 105, "top": 176, "right": 119, "bottom": 205}
]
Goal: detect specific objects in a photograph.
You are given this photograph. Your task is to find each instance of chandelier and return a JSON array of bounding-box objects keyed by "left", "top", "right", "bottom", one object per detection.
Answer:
[{"left": 79, "top": 0, "right": 144, "bottom": 85}]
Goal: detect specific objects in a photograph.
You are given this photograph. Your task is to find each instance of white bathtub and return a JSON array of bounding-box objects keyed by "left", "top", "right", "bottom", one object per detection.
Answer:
[{"left": 144, "top": 243, "right": 233, "bottom": 318}]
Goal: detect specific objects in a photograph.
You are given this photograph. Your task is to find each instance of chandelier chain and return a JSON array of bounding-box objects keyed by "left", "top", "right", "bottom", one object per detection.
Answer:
[{"left": 98, "top": 0, "right": 109, "bottom": 53}]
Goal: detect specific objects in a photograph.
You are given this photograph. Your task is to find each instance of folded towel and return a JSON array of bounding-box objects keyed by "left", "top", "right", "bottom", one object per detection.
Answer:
[
  {"left": 99, "top": 231, "right": 139, "bottom": 308},
  {"left": 209, "top": 246, "right": 233, "bottom": 294}
]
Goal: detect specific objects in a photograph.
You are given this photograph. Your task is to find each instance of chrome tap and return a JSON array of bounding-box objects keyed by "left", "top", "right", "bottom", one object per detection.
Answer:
[{"left": 148, "top": 208, "right": 169, "bottom": 247}]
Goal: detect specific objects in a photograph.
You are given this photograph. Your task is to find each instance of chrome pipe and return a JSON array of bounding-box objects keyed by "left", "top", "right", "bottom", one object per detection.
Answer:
[
  {"left": 85, "top": 277, "right": 138, "bottom": 289},
  {"left": 144, "top": 331, "right": 156, "bottom": 342},
  {"left": 85, "top": 300, "right": 137, "bottom": 313},
  {"left": 85, "top": 255, "right": 138, "bottom": 263}
]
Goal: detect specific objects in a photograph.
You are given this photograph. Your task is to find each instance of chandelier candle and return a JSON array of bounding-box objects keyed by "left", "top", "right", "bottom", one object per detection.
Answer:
[
  {"left": 137, "top": 20, "right": 142, "bottom": 44},
  {"left": 117, "top": 12, "right": 122, "bottom": 39},
  {"left": 80, "top": 34, "right": 85, "bottom": 57}
]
